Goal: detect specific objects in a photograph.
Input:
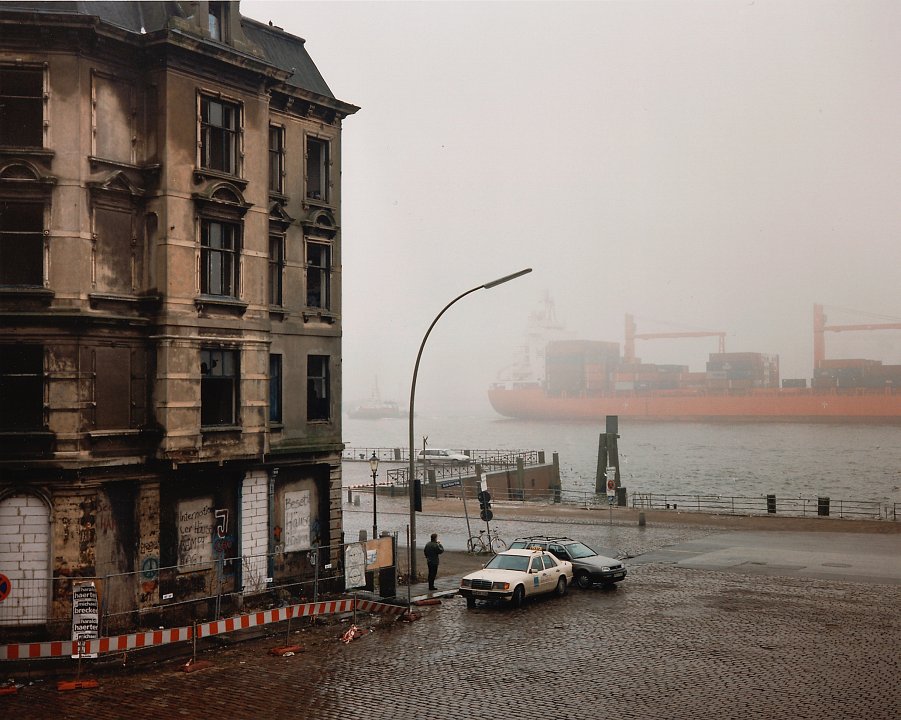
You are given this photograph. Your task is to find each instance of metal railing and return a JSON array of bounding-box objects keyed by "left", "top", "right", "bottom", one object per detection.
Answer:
[
  {"left": 348, "top": 482, "right": 897, "bottom": 521},
  {"left": 629, "top": 493, "right": 886, "bottom": 519}
]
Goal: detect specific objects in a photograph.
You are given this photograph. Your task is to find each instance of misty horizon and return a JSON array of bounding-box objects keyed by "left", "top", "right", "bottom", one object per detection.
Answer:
[{"left": 247, "top": 1, "right": 901, "bottom": 417}]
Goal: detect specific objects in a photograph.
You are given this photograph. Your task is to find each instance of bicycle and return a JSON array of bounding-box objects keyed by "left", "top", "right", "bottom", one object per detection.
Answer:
[{"left": 467, "top": 527, "right": 507, "bottom": 554}]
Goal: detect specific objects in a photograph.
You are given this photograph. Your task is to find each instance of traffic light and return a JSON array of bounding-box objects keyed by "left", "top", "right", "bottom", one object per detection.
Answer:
[{"left": 478, "top": 490, "right": 493, "bottom": 522}]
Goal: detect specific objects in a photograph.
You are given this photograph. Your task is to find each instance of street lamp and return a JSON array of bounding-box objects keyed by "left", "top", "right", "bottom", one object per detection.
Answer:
[
  {"left": 407, "top": 267, "right": 532, "bottom": 580},
  {"left": 369, "top": 451, "right": 380, "bottom": 540}
]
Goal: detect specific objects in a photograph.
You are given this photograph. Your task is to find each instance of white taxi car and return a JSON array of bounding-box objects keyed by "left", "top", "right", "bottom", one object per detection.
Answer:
[{"left": 459, "top": 548, "right": 573, "bottom": 608}]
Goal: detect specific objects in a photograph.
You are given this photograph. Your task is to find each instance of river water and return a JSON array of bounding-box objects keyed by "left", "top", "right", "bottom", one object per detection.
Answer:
[{"left": 343, "top": 412, "right": 901, "bottom": 504}]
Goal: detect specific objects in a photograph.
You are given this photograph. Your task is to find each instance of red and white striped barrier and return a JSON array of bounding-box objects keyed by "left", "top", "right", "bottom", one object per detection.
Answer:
[{"left": 0, "top": 596, "right": 408, "bottom": 660}]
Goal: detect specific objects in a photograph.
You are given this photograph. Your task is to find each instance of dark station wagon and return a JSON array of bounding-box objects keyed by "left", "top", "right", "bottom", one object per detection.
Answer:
[{"left": 509, "top": 535, "right": 627, "bottom": 589}]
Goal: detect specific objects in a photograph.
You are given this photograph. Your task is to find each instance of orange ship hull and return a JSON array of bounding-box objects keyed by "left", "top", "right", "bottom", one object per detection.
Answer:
[{"left": 487, "top": 385, "right": 901, "bottom": 423}]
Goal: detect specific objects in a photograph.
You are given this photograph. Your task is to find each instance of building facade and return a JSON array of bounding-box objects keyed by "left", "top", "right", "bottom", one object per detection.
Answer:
[{"left": 0, "top": 1, "right": 356, "bottom": 634}]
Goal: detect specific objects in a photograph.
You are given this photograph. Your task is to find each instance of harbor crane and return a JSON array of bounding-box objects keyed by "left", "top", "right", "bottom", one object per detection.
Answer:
[
  {"left": 624, "top": 314, "right": 726, "bottom": 363},
  {"left": 813, "top": 304, "right": 901, "bottom": 368}
]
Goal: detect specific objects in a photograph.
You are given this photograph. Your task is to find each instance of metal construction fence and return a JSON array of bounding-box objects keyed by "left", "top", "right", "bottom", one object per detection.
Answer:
[{"left": 0, "top": 538, "right": 402, "bottom": 647}]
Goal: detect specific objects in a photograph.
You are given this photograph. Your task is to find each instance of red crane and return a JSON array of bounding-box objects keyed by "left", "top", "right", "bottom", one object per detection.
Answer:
[
  {"left": 813, "top": 304, "right": 901, "bottom": 368},
  {"left": 624, "top": 314, "right": 726, "bottom": 363}
]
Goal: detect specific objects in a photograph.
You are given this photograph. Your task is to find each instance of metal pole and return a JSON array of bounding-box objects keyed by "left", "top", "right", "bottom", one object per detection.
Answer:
[
  {"left": 372, "top": 466, "right": 378, "bottom": 540},
  {"left": 407, "top": 268, "right": 532, "bottom": 579}
]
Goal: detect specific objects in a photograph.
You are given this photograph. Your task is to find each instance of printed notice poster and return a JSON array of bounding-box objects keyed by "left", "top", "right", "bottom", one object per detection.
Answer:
[
  {"left": 284, "top": 489, "right": 311, "bottom": 552},
  {"left": 178, "top": 497, "right": 215, "bottom": 571},
  {"left": 72, "top": 581, "right": 99, "bottom": 658},
  {"left": 344, "top": 543, "right": 366, "bottom": 589}
]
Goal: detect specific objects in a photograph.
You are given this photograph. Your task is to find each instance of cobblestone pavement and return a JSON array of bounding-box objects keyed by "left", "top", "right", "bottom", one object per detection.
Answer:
[{"left": 5, "top": 560, "right": 900, "bottom": 719}]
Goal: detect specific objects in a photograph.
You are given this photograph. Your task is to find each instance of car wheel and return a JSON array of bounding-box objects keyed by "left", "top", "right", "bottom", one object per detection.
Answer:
[
  {"left": 576, "top": 571, "right": 592, "bottom": 589},
  {"left": 555, "top": 576, "right": 567, "bottom": 596},
  {"left": 466, "top": 595, "right": 476, "bottom": 608},
  {"left": 511, "top": 585, "right": 525, "bottom": 609}
]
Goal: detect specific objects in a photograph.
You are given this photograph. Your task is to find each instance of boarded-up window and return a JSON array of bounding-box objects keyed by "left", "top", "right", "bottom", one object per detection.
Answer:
[
  {"left": 94, "top": 347, "right": 131, "bottom": 429},
  {"left": 93, "top": 74, "right": 134, "bottom": 163},
  {"left": 93, "top": 206, "right": 135, "bottom": 293}
]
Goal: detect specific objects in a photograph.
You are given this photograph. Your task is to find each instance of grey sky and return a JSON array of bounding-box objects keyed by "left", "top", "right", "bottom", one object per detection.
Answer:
[{"left": 247, "top": 0, "right": 901, "bottom": 413}]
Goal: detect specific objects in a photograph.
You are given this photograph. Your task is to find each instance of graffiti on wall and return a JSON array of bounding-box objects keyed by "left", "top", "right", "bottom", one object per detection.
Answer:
[
  {"left": 284, "top": 490, "right": 310, "bottom": 552},
  {"left": 177, "top": 497, "right": 214, "bottom": 571}
]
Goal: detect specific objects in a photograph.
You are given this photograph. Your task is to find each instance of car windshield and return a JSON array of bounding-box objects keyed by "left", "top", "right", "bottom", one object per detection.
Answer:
[
  {"left": 485, "top": 555, "right": 530, "bottom": 572},
  {"left": 564, "top": 542, "right": 598, "bottom": 559}
]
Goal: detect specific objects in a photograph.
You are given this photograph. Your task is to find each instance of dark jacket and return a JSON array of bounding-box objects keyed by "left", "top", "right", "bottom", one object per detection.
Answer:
[{"left": 424, "top": 540, "right": 444, "bottom": 565}]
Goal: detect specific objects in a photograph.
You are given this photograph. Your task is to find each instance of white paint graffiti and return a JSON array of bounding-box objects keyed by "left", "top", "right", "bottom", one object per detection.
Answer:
[
  {"left": 177, "top": 497, "right": 214, "bottom": 571},
  {"left": 284, "top": 490, "right": 311, "bottom": 552}
]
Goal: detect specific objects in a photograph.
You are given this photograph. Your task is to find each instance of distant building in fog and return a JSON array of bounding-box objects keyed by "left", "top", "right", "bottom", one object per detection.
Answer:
[{"left": 0, "top": 1, "right": 357, "bottom": 633}]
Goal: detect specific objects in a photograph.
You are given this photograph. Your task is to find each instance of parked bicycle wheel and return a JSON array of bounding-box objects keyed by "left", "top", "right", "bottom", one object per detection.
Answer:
[
  {"left": 467, "top": 536, "right": 486, "bottom": 554},
  {"left": 491, "top": 535, "right": 507, "bottom": 551}
]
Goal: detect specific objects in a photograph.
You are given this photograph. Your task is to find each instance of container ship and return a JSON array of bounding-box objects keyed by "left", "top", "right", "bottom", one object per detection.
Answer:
[{"left": 488, "top": 304, "right": 901, "bottom": 423}]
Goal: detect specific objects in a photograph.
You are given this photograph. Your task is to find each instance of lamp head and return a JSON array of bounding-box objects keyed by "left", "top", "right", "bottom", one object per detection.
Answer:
[{"left": 369, "top": 452, "right": 379, "bottom": 474}]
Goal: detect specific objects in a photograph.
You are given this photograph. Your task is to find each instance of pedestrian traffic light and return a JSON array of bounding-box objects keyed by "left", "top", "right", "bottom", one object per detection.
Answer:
[{"left": 478, "top": 490, "right": 493, "bottom": 522}]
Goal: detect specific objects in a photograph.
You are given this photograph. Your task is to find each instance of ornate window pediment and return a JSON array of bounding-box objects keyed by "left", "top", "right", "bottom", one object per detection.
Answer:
[
  {"left": 300, "top": 208, "right": 337, "bottom": 239},
  {"left": 0, "top": 160, "right": 55, "bottom": 191},
  {"left": 192, "top": 182, "right": 252, "bottom": 216},
  {"left": 87, "top": 170, "right": 143, "bottom": 198}
]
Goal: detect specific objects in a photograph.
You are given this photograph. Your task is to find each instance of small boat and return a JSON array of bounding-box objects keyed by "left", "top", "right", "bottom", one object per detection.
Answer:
[
  {"left": 349, "top": 399, "right": 406, "bottom": 420},
  {"left": 349, "top": 378, "right": 407, "bottom": 419}
]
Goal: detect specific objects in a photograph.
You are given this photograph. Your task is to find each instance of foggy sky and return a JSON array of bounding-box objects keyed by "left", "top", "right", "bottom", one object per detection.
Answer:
[{"left": 247, "top": 0, "right": 901, "bottom": 414}]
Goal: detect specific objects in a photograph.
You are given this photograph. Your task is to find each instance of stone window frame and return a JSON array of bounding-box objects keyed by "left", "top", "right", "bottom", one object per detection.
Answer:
[
  {"left": 306, "top": 354, "right": 330, "bottom": 423},
  {"left": 305, "top": 134, "right": 330, "bottom": 203},
  {"left": 268, "top": 123, "right": 286, "bottom": 197},
  {"left": 0, "top": 343, "right": 45, "bottom": 431},
  {"left": 0, "top": 160, "right": 54, "bottom": 294},
  {"left": 200, "top": 346, "right": 240, "bottom": 428},
  {"left": 196, "top": 90, "right": 244, "bottom": 183},
  {"left": 269, "top": 353, "right": 283, "bottom": 425},
  {"left": 0, "top": 63, "right": 46, "bottom": 150}
]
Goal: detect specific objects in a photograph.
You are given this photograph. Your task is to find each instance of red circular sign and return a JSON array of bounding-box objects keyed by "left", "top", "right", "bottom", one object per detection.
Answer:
[
  {"left": 0, "top": 573, "right": 10, "bottom": 603},
  {"left": 607, "top": 479, "right": 615, "bottom": 491}
]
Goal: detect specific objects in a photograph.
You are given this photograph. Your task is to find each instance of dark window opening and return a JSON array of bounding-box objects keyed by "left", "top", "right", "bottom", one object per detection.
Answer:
[
  {"left": 307, "top": 355, "right": 329, "bottom": 421},
  {"left": 201, "top": 96, "right": 239, "bottom": 174},
  {"left": 268, "top": 234, "right": 284, "bottom": 306},
  {"left": 306, "top": 241, "right": 330, "bottom": 309},
  {"left": 269, "top": 354, "right": 282, "bottom": 424},
  {"left": 0, "top": 201, "right": 43, "bottom": 286},
  {"left": 201, "top": 219, "right": 239, "bottom": 297},
  {"left": 0, "top": 345, "right": 43, "bottom": 430},
  {"left": 0, "top": 67, "right": 42, "bottom": 147},
  {"left": 269, "top": 125, "right": 285, "bottom": 194},
  {"left": 306, "top": 137, "right": 328, "bottom": 200},
  {"left": 201, "top": 348, "right": 238, "bottom": 426}
]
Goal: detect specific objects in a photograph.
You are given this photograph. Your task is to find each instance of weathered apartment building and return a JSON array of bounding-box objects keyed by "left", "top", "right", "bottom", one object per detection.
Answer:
[{"left": 0, "top": 1, "right": 357, "bottom": 632}]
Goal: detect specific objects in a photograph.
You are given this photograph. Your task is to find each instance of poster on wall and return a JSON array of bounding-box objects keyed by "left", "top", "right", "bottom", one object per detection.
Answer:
[
  {"left": 177, "top": 497, "right": 215, "bottom": 571},
  {"left": 71, "top": 581, "right": 99, "bottom": 658},
  {"left": 284, "top": 489, "right": 311, "bottom": 552},
  {"left": 344, "top": 543, "right": 366, "bottom": 589}
]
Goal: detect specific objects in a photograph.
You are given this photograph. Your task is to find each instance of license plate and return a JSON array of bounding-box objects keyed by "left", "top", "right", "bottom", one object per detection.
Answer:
[
  {"left": 613, "top": 573, "right": 624, "bottom": 579},
  {"left": 473, "top": 591, "right": 489, "bottom": 597}
]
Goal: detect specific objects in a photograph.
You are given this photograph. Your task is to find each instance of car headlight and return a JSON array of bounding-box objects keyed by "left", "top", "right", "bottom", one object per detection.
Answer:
[
  {"left": 491, "top": 581, "right": 510, "bottom": 591},
  {"left": 601, "top": 566, "right": 611, "bottom": 572},
  {"left": 461, "top": 579, "right": 472, "bottom": 588}
]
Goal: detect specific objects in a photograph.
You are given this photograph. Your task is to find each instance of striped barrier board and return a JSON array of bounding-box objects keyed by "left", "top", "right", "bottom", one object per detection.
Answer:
[{"left": 0, "top": 596, "right": 408, "bottom": 660}]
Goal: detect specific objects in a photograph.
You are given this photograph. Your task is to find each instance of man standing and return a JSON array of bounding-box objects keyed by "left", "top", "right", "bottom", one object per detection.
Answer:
[{"left": 423, "top": 533, "right": 444, "bottom": 590}]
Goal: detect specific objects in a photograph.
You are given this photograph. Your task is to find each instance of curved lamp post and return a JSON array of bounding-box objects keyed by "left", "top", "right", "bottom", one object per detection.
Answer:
[
  {"left": 369, "top": 452, "right": 380, "bottom": 540},
  {"left": 407, "top": 268, "right": 532, "bottom": 580}
]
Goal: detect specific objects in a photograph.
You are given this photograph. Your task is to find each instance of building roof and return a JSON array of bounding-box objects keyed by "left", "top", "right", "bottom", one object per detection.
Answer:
[{"left": 0, "top": 1, "right": 337, "bottom": 100}]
